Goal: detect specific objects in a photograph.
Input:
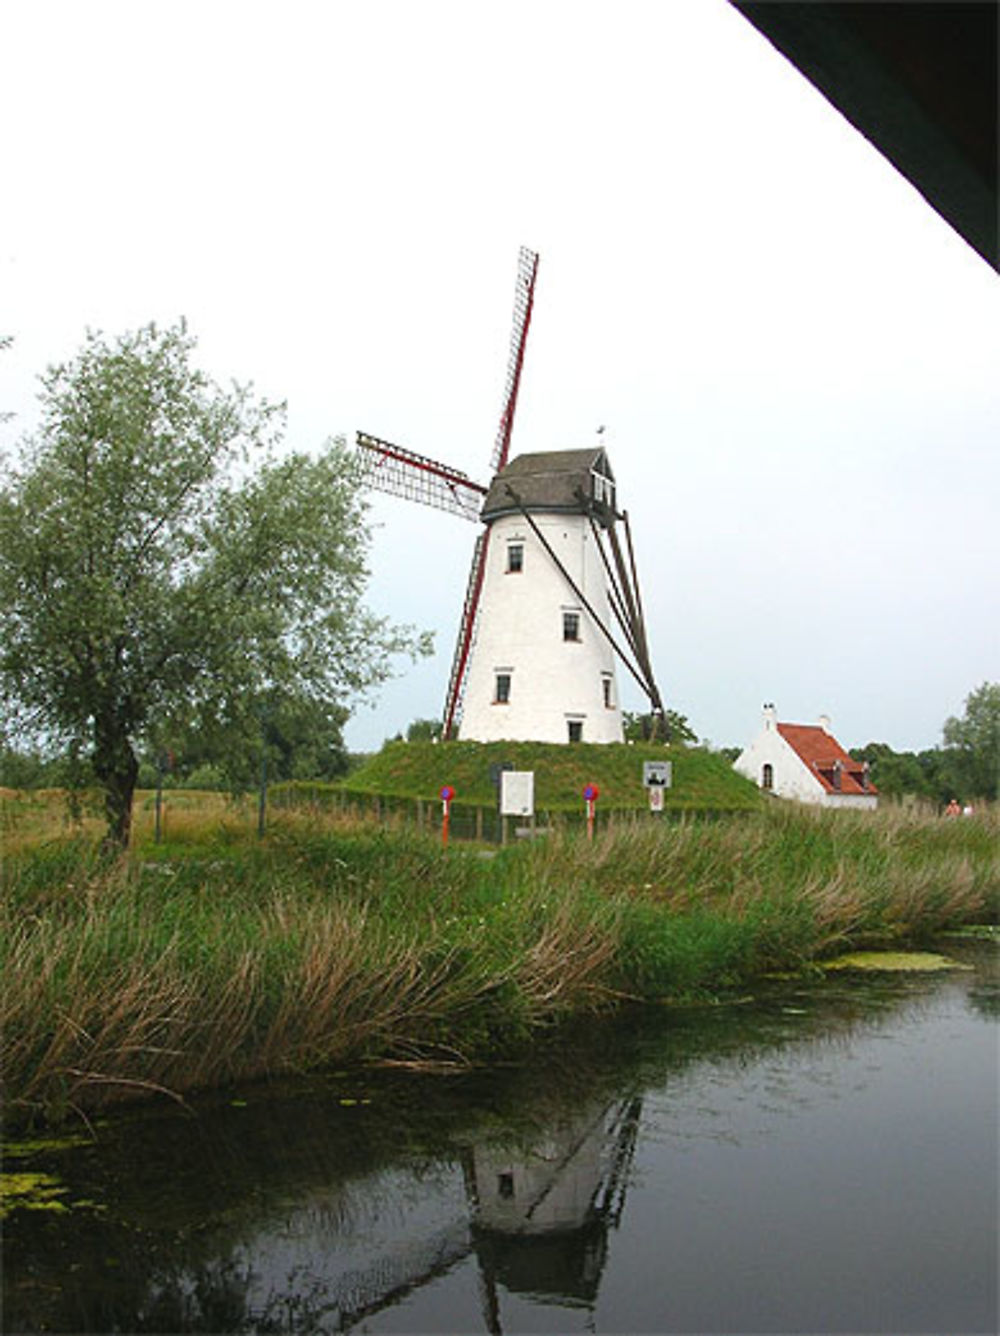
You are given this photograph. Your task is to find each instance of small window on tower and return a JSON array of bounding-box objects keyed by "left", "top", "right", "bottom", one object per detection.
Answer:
[
  {"left": 762, "top": 763, "right": 773, "bottom": 791},
  {"left": 568, "top": 720, "right": 583, "bottom": 743},
  {"left": 507, "top": 544, "right": 523, "bottom": 573},
  {"left": 602, "top": 676, "right": 613, "bottom": 708},
  {"left": 494, "top": 673, "right": 511, "bottom": 704},
  {"left": 563, "top": 611, "right": 580, "bottom": 642}
]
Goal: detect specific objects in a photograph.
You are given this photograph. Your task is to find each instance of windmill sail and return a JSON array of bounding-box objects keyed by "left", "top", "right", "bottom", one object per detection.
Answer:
[
  {"left": 443, "top": 530, "right": 490, "bottom": 739},
  {"left": 489, "top": 247, "right": 539, "bottom": 475},
  {"left": 356, "top": 432, "right": 485, "bottom": 522},
  {"left": 443, "top": 249, "right": 540, "bottom": 736}
]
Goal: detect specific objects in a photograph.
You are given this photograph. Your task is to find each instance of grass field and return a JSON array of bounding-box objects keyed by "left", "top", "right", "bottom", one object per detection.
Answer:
[
  {"left": 0, "top": 786, "right": 262, "bottom": 857},
  {"left": 2, "top": 790, "right": 996, "bottom": 1127}
]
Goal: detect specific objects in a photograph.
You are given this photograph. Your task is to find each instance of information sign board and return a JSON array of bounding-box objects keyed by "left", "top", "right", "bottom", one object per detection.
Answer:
[
  {"left": 643, "top": 761, "right": 672, "bottom": 789},
  {"left": 500, "top": 770, "right": 535, "bottom": 817}
]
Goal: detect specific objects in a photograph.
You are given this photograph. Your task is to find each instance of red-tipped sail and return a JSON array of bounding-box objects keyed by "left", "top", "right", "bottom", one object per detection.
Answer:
[
  {"left": 489, "top": 247, "right": 539, "bottom": 475},
  {"left": 443, "top": 248, "right": 539, "bottom": 737},
  {"left": 356, "top": 432, "right": 486, "bottom": 522}
]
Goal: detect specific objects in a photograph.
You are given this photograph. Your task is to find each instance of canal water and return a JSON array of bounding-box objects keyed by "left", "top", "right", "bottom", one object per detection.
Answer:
[{"left": 4, "top": 937, "right": 997, "bottom": 1334}]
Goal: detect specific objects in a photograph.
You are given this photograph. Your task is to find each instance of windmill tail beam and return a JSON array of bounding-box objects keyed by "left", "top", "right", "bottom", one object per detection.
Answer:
[
  {"left": 622, "top": 512, "right": 652, "bottom": 667},
  {"left": 355, "top": 431, "right": 486, "bottom": 522},
  {"left": 588, "top": 514, "right": 644, "bottom": 664},
  {"left": 590, "top": 515, "right": 664, "bottom": 717},
  {"left": 606, "top": 526, "right": 645, "bottom": 665},
  {"left": 504, "top": 487, "right": 661, "bottom": 711}
]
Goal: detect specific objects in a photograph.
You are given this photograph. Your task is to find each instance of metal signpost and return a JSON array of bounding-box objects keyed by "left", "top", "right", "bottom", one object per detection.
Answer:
[
  {"left": 642, "top": 761, "right": 672, "bottom": 814},
  {"left": 154, "top": 750, "right": 172, "bottom": 843}
]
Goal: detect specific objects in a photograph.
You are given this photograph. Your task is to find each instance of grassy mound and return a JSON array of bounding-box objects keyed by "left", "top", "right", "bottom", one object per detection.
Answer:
[{"left": 299, "top": 740, "right": 762, "bottom": 814}]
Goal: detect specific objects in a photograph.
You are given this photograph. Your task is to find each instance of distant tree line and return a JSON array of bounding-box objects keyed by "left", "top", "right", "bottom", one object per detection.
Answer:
[
  {"left": 851, "top": 682, "right": 999, "bottom": 805},
  {"left": 0, "top": 692, "right": 352, "bottom": 794}
]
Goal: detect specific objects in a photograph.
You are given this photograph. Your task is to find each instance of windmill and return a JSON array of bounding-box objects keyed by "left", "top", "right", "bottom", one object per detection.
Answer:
[{"left": 357, "top": 248, "right": 663, "bottom": 744}]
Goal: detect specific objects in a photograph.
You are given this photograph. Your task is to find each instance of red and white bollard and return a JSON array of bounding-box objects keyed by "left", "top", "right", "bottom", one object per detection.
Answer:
[
  {"left": 440, "top": 785, "right": 455, "bottom": 848},
  {"left": 583, "top": 783, "right": 599, "bottom": 841}
]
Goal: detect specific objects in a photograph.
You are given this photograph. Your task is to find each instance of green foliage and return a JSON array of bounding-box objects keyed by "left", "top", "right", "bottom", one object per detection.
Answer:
[
  {"left": 850, "top": 742, "right": 943, "bottom": 801},
  {"left": 0, "top": 745, "right": 94, "bottom": 793},
  {"left": 0, "top": 746, "right": 51, "bottom": 789},
  {"left": 851, "top": 684, "right": 1000, "bottom": 804},
  {"left": 942, "top": 682, "right": 1000, "bottom": 801},
  {"left": 340, "top": 738, "right": 762, "bottom": 812},
  {"left": 405, "top": 717, "right": 443, "bottom": 743},
  {"left": 145, "top": 691, "right": 350, "bottom": 791},
  {"left": 0, "top": 334, "right": 13, "bottom": 426},
  {"left": 622, "top": 709, "right": 698, "bottom": 745},
  {"left": 0, "top": 321, "right": 429, "bottom": 846}
]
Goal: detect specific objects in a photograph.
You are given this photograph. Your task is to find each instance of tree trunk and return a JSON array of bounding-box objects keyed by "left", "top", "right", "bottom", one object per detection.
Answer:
[{"left": 93, "top": 717, "right": 139, "bottom": 853}]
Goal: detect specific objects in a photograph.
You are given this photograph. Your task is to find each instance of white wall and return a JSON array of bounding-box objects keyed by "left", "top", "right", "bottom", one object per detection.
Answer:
[
  {"left": 458, "top": 512, "right": 624, "bottom": 743},
  {"left": 819, "top": 792, "right": 878, "bottom": 810},
  {"left": 733, "top": 710, "right": 878, "bottom": 809},
  {"left": 734, "top": 719, "right": 826, "bottom": 803}
]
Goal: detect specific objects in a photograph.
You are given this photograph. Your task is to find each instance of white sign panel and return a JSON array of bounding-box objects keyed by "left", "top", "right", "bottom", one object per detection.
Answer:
[
  {"left": 643, "top": 761, "right": 672, "bottom": 789},
  {"left": 500, "top": 770, "right": 535, "bottom": 817},
  {"left": 648, "top": 785, "right": 665, "bottom": 812}
]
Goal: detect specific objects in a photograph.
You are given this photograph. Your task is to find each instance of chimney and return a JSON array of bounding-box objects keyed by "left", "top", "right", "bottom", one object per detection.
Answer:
[
  {"left": 763, "top": 702, "right": 777, "bottom": 730},
  {"left": 818, "top": 714, "right": 831, "bottom": 733}
]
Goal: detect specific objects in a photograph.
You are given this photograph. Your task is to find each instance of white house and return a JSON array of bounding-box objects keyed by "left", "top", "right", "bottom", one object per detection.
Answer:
[
  {"left": 733, "top": 705, "right": 878, "bottom": 809},
  {"left": 458, "top": 449, "right": 625, "bottom": 745}
]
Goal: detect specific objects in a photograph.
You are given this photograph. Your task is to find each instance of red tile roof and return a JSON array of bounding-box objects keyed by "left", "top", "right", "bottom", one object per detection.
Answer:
[{"left": 777, "top": 723, "right": 877, "bottom": 796}]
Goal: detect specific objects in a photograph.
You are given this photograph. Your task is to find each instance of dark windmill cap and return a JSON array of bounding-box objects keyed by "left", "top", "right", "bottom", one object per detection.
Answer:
[{"left": 481, "top": 447, "right": 617, "bottom": 525}]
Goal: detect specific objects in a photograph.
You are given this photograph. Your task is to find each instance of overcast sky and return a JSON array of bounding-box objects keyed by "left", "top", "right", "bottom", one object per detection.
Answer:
[{"left": 3, "top": 0, "right": 997, "bottom": 755}]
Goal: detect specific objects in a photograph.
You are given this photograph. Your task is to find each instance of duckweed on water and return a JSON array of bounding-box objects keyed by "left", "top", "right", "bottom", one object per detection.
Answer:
[
  {"left": 822, "top": 951, "right": 973, "bottom": 972},
  {"left": 1, "top": 1171, "right": 70, "bottom": 1218},
  {"left": 3, "top": 1133, "right": 93, "bottom": 1158}
]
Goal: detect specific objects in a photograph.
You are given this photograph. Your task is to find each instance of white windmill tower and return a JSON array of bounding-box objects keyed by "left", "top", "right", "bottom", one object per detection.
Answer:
[{"left": 357, "top": 248, "right": 663, "bottom": 744}]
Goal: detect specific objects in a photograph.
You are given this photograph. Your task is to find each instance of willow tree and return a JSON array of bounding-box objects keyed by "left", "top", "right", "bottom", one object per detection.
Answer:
[{"left": 0, "top": 321, "right": 428, "bottom": 849}]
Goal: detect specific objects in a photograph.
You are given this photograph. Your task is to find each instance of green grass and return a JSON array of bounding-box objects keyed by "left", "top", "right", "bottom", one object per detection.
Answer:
[
  {"left": 276, "top": 738, "right": 762, "bottom": 814},
  {"left": 2, "top": 801, "right": 996, "bottom": 1127}
]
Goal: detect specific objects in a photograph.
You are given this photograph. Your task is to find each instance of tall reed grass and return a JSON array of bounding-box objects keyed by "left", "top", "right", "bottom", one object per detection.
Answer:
[{"left": 2, "top": 802, "right": 996, "bottom": 1126}]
